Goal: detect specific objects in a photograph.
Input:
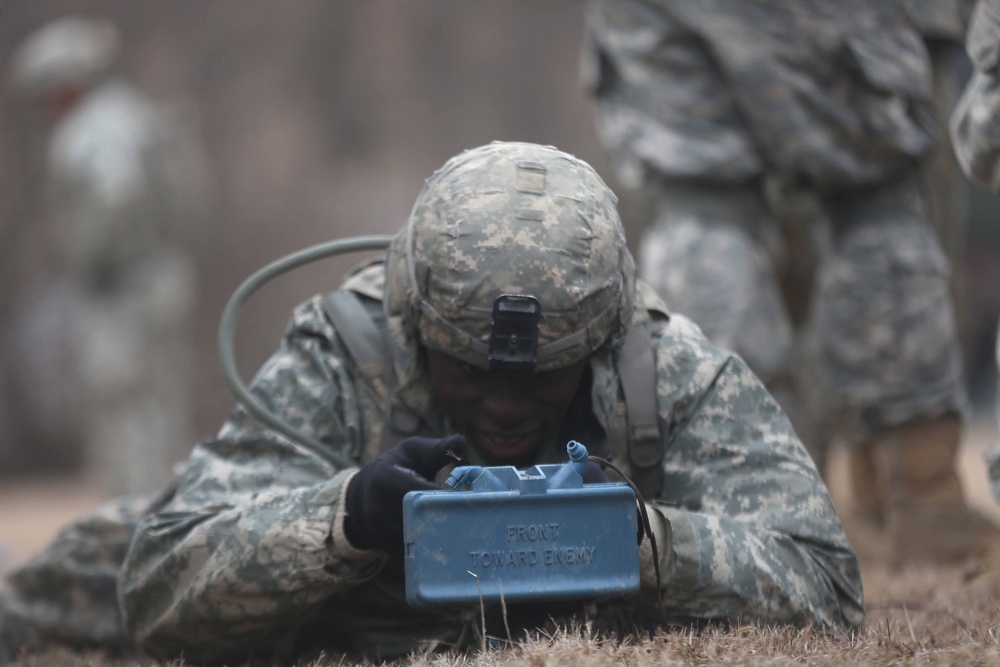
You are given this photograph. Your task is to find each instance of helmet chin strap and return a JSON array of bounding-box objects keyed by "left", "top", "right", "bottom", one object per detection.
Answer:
[{"left": 217, "top": 234, "right": 392, "bottom": 469}]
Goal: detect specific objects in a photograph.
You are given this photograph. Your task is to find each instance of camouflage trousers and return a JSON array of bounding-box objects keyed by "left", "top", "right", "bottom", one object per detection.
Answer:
[
  {"left": 0, "top": 494, "right": 161, "bottom": 662},
  {"left": 989, "top": 320, "right": 1000, "bottom": 503},
  {"left": 638, "top": 172, "right": 967, "bottom": 465}
]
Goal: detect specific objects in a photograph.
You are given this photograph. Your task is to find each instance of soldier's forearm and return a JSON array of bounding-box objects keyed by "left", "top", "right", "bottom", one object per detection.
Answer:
[
  {"left": 119, "top": 468, "right": 381, "bottom": 662},
  {"left": 651, "top": 505, "right": 864, "bottom": 630}
]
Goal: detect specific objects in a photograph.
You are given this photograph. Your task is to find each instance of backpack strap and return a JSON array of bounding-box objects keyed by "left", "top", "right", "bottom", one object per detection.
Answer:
[
  {"left": 322, "top": 291, "right": 386, "bottom": 391},
  {"left": 321, "top": 290, "right": 423, "bottom": 451},
  {"left": 616, "top": 322, "right": 664, "bottom": 498},
  {"left": 324, "top": 288, "right": 665, "bottom": 489}
]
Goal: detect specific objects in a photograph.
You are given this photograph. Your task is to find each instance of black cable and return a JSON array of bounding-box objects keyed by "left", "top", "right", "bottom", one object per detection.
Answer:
[{"left": 588, "top": 454, "right": 669, "bottom": 626}]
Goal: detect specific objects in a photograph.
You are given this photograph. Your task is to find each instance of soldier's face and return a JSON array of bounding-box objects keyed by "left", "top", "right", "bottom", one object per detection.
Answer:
[{"left": 426, "top": 350, "right": 586, "bottom": 467}]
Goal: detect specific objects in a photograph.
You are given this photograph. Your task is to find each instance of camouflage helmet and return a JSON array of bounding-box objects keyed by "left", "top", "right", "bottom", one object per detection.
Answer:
[
  {"left": 8, "top": 17, "right": 120, "bottom": 98},
  {"left": 385, "top": 141, "right": 636, "bottom": 383}
]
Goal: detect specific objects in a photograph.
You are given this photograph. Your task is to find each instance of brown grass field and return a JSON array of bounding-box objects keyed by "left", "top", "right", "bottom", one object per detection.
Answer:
[{"left": 2, "top": 425, "right": 999, "bottom": 666}]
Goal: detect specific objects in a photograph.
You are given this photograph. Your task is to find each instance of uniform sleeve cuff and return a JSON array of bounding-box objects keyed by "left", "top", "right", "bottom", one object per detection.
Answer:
[
  {"left": 331, "top": 469, "right": 385, "bottom": 564},
  {"left": 650, "top": 502, "right": 702, "bottom": 589}
]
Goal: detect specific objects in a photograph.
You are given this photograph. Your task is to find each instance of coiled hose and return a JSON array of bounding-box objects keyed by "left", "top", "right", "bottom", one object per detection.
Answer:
[{"left": 217, "top": 235, "right": 393, "bottom": 469}]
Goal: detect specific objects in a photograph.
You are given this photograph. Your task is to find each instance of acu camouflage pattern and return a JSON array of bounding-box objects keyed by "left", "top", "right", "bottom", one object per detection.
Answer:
[
  {"left": 385, "top": 141, "right": 635, "bottom": 374},
  {"left": 0, "top": 494, "right": 157, "bottom": 659},
  {"left": 636, "top": 175, "right": 966, "bottom": 450},
  {"left": 116, "top": 294, "right": 862, "bottom": 663},
  {"left": 583, "top": 0, "right": 968, "bottom": 451},
  {"left": 950, "top": 0, "right": 1000, "bottom": 502},
  {"left": 813, "top": 182, "right": 967, "bottom": 444},
  {"left": 636, "top": 181, "right": 794, "bottom": 385},
  {"left": 0, "top": 143, "right": 863, "bottom": 665},
  {"left": 581, "top": 0, "right": 936, "bottom": 191}
]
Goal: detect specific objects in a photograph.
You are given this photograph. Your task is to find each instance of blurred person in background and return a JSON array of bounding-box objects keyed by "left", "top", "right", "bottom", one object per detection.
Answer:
[
  {"left": 580, "top": 0, "right": 999, "bottom": 567},
  {"left": 951, "top": 0, "right": 1000, "bottom": 578},
  {"left": 7, "top": 16, "right": 211, "bottom": 495}
]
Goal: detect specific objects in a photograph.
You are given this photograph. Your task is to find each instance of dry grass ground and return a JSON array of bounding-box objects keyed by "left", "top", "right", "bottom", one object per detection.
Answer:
[
  {"left": 2, "top": 423, "right": 999, "bottom": 666},
  {"left": 7, "top": 568, "right": 999, "bottom": 667}
]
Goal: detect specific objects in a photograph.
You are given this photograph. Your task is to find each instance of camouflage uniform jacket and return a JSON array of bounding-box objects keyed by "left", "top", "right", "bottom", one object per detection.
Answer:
[
  {"left": 118, "top": 262, "right": 864, "bottom": 663},
  {"left": 47, "top": 79, "right": 207, "bottom": 285}
]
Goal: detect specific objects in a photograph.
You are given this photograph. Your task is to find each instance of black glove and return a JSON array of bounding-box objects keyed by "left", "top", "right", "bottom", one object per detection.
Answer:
[{"left": 343, "top": 434, "right": 465, "bottom": 559}]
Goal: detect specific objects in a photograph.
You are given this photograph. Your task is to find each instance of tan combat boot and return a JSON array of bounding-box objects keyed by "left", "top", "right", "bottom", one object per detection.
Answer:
[
  {"left": 848, "top": 445, "right": 882, "bottom": 526},
  {"left": 873, "top": 414, "right": 1000, "bottom": 566},
  {"left": 841, "top": 445, "right": 888, "bottom": 561}
]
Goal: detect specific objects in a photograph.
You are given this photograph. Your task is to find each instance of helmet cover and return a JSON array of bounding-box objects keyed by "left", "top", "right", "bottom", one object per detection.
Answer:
[
  {"left": 384, "top": 141, "right": 636, "bottom": 391},
  {"left": 9, "top": 17, "right": 119, "bottom": 97}
]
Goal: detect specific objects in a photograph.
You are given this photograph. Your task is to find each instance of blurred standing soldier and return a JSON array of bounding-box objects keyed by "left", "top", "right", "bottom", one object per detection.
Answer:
[
  {"left": 856, "top": 0, "right": 981, "bottom": 559},
  {"left": 951, "top": 0, "right": 1000, "bottom": 519},
  {"left": 580, "top": 0, "right": 998, "bottom": 565},
  {"left": 8, "top": 17, "right": 209, "bottom": 495}
]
